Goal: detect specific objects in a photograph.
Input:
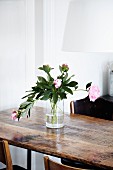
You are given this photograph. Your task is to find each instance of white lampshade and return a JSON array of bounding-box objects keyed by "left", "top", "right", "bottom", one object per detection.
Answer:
[{"left": 62, "top": 0, "right": 113, "bottom": 52}]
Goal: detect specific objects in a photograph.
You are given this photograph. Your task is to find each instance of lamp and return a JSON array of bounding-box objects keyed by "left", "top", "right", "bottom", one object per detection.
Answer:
[{"left": 62, "top": 0, "right": 113, "bottom": 52}]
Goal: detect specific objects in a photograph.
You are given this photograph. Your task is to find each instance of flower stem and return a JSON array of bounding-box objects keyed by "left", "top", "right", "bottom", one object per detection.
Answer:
[{"left": 50, "top": 100, "right": 57, "bottom": 124}]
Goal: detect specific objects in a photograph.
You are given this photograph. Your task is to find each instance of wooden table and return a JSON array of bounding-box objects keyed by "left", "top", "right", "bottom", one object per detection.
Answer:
[{"left": 0, "top": 107, "right": 113, "bottom": 169}]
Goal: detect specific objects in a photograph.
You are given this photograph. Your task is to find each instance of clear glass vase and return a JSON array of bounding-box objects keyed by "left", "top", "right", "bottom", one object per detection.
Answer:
[{"left": 46, "top": 100, "right": 64, "bottom": 128}]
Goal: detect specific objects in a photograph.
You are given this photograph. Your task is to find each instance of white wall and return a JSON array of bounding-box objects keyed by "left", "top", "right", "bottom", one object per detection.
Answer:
[
  {"left": 42, "top": 0, "right": 113, "bottom": 113},
  {"left": 0, "top": 0, "right": 36, "bottom": 110},
  {"left": 35, "top": 0, "right": 44, "bottom": 73},
  {"left": 0, "top": 0, "right": 44, "bottom": 170},
  {"left": 0, "top": 0, "right": 26, "bottom": 110}
]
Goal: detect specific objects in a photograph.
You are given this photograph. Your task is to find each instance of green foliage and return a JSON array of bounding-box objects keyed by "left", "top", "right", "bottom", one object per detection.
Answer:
[
  {"left": 86, "top": 82, "right": 92, "bottom": 90},
  {"left": 17, "top": 64, "right": 79, "bottom": 120}
]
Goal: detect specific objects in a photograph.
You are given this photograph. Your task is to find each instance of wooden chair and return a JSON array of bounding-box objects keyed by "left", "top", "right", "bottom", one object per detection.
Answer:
[
  {"left": 0, "top": 140, "right": 26, "bottom": 170},
  {"left": 44, "top": 156, "right": 87, "bottom": 170},
  {"left": 61, "top": 96, "right": 112, "bottom": 170},
  {"left": 70, "top": 96, "right": 113, "bottom": 120}
]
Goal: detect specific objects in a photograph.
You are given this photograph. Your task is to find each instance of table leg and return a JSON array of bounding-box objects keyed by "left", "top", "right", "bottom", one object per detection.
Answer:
[{"left": 27, "top": 149, "right": 31, "bottom": 170}]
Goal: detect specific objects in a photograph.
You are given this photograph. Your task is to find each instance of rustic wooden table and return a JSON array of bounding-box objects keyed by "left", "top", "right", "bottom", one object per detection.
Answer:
[{"left": 0, "top": 107, "right": 113, "bottom": 169}]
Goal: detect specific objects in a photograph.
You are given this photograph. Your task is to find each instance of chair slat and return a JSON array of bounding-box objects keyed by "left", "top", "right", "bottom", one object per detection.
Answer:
[{"left": 44, "top": 156, "right": 87, "bottom": 170}]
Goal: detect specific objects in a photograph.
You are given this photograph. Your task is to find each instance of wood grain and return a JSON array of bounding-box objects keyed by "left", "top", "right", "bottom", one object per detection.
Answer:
[{"left": 0, "top": 107, "right": 113, "bottom": 169}]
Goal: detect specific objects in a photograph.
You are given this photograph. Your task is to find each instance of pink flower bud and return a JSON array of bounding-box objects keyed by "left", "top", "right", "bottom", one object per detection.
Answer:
[
  {"left": 11, "top": 111, "right": 18, "bottom": 121},
  {"left": 88, "top": 85, "right": 100, "bottom": 102},
  {"left": 54, "top": 79, "right": 61, "bottom": 88},
  {"left": 62, "top": 64, "right": 69, "bottom": 72}
]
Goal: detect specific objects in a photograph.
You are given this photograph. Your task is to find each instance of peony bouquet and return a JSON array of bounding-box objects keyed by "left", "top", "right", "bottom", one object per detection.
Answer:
[{"left": 12, "top": 64, "right": 100, "bottom": 121}]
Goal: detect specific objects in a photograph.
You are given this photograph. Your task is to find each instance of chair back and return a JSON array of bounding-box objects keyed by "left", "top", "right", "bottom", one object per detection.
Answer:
[
  {"left": 44, "top": 156, "right": 87, "bottom": 170},
  {"left": 0, "top": 140, "right": 13, "bottom": 170},
  {"left": 70, "top": 96, "right": 113, "bottom": 120}
]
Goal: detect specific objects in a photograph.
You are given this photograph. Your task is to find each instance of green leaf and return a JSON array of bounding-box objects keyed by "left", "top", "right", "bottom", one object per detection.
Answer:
[
  {"left": 63, "top": 86, "right": 73, "bottom": 94},
  {"left": 40, "top": 90, "right": 51, "bottom": 100},
  {"left": 38, "top": 66, "right": 44, "bottom": 71},
  {"left": 28, "top": 109, "right": 30, "bottom": 117},
  {"left": 59, "top": 65, "right": 62, "bottom": 73},
  {"left": 59, "top": 92, "right": 67, "bottom": 100},
  {"left": 32, "top": 86, "right": 41, "bottom": 92},
  {"left": 40, "top": 95, "right": 49, "bottom": 100},
  {"left": 63, "top": 75, "right": 75, "bottom": 84},
  {"left": 19, "top": 101, "right": 31, "bottom": 109},
  {"left": 22, "top": 92, "right": 35, "bottom": 99},
  {"left": 67, "top": 81, "right": 78, "bottom": 87},
  {"left": 86, "top": 82, "right": 92, "bottom": 90},
  {"left": 38, "top": 65, "right": 53, "bottom": 74},
  {"left": 38, "top": 76, "right": 47, "bottom": 83},
  {"left": 47, "top": 74, "right": 54, "bottom": 82},
  {"left": 36, "top": 92, "right": 43, "bottom": 99},
  {"left": 75, "top": 85, "right": 78, "bottom": 90},
  {"left": 27, "top": 96, "right": 35, "bottom": 102},
  {"left": 19, "top": 101, "right": 34, "bottom": 116},
  {"left": 43, "top": 65, "right": 50, "bottom": 73},
  {"left": 37, "top": 83, "right": 49, "bottom": 89}
]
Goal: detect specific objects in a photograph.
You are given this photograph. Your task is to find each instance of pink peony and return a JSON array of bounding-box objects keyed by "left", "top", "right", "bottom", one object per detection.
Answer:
[
  {"left": 88, "top": 85, "right": 100, "bottom": 102},
  {"left": 11, "top": 111, "right": 18, "bottom": 121},
  {"left": 54, "top": 79, "right": 61, "bottom": 88}
]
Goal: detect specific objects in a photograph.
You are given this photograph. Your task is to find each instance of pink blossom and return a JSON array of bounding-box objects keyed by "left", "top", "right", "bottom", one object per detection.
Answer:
[
  {"left": 11, "top": 111, "right": 18, "bottom": 121},
  {"left": 54, "top": 79, "right": 61, "bottom": 88},
  {"left": 88, "top": 85, "right": 100, "bottom": 102}
]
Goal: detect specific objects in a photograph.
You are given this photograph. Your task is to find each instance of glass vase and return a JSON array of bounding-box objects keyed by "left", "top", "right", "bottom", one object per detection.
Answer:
[{"left": 46, "top": 100, "right": 64, "bottom": 128}]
